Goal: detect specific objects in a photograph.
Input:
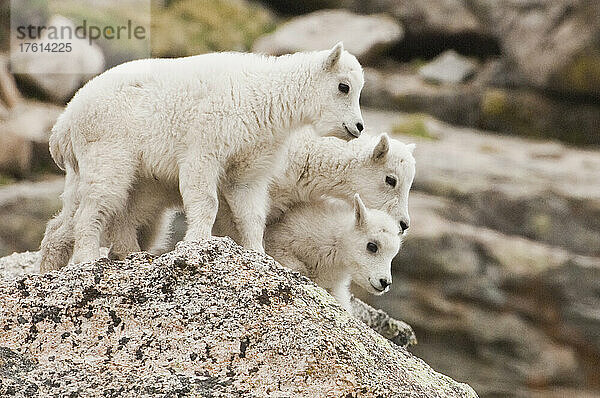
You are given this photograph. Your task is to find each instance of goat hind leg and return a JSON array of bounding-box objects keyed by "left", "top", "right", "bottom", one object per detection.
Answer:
[
  {"left": 39, "top": 166, "right": 79, "bottom": 272},
  {"left": 72, "top": 147, "right": 136, "bottom": 264}
]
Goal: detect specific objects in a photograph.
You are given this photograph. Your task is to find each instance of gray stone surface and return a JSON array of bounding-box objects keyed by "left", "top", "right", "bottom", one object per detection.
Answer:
[
  {"left": 342, "top": 0, "right": 600, "bottom": 96},
  {"left": 0, "top": 238, "right": 477, "bottom": 397},
  {"left": 0, "top": 249, "right": 419, "bottom": 350},
  {"left": 419, "top": 50, "right": 478, "bottom": 84},
  {"left": 0, "top": 178, "right": 63, "bottom": 257},
  {"left": 343, "top": 0, "right": 484, "bottom": 37},
  {"left": 253, "top": 9, "right": 403, "bottom": 63},
  {"left": 0, "top": 251, "right": 39, "bottom": 280},
  {"left": 263, "top": 0, "right": 600, "bottom": 96},
  {"left": 362, "top": 67, "right": 600, "bottom": 146},
  {"left": 0, "top": 55, "right": 22, "bottom": 109},
  {"left": 10, "top": 15, "right": 104, "bottom": 103},
  {"left": 465, "top": 0, "right": 600, "bottom": 97},
  {"left": 0, "top": 101, "right": 62, "bottom": 176}
]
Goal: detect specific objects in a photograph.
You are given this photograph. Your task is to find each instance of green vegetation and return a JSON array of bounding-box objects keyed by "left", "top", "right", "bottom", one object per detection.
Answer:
[
  {"left": 0, "top": 174, "right": 16, "bottom": 186},
  {"left": 48, "top": 0, "right": 275, "bottom": 65},
  {"left": 480, "top": 88, "right": 542, "bottom": 140},
  {"left": 408, "top": 58, "right": 428, "bottom": 72},
  {"left": 49, "top": 0, "right": 151, "bottom": 67},
  {"left": 531, "top": 213, "right": 552, "bottom": 239},
  {"left": 391, "top": 114, "right": 438, "bottom": 140},
  {"left": 481, "top": 89, "right": 507, "bottom": 117},
  {"left": 556, "top": 51, "right": 600, "bottom": 97},
  {"left": 151, "top": 0, "right": 275, "bottom": 58}
]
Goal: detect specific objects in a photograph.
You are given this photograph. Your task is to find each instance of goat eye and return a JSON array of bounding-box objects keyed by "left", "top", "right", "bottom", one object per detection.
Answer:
[
  {"left": 367, "top": 242, "right": 378, "bottom": 253},
  {"left": 338, "top": 83, "right": 349, "bottom": 94},
  {"left": 386, "top": 176, "right": 397, "bottom": 187}
]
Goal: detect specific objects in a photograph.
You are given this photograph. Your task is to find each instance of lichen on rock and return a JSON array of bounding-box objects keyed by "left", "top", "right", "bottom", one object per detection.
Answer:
[{"left": 0, "top": 237, "right": 477, "bottom": 397}]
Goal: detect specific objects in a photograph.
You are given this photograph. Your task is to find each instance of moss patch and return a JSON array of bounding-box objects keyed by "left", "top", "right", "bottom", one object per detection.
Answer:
[
  {"left": 391, "top": 114, "right": 438, "bottom": 140},
  {"left": 481, "top": 89, "right": 507, "bottom": 117},
  {"left": 480, "top": 88, "right": 543, "bottom": 139},
  {"left": 555, "top": 51, "right": 600, "bottom": 96},
  {"left": 408, "top": 58, "right": 428, "bottom": 72},
  {"left": 530, "top": 213, "right": 552, "bottom": 239},
  {"left": 0, "top": 174, "right": 16, "bottom": 186}
]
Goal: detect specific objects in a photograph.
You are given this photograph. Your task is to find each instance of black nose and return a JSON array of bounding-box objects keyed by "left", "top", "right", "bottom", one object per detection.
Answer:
[
  {"left": 379, "top": 278, "right": 391, "bottom": 289},
  {"left": 400, "top": 221, "right": 409, "bottom": 232},
  {"left": 356, "top": 122, "right": 364, "bottom": 132}
]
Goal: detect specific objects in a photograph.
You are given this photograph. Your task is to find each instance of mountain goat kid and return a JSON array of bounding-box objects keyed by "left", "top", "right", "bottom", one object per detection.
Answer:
[
  {"left": 265, "top": 194, "right": 401, "bottom": 313},
  {"left": 212, "top": 131, "right": 416, "bottom": 243},
  {"left": 266, "top": 131, "right": 415, "bottom": 229},
  {"left": 40, "top": 43, "right": 365, "bottom": 271}
]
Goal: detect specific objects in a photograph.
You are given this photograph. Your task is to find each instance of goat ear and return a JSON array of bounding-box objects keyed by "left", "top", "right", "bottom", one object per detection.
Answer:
[
  {"left": 353, "top": 193, "right": 367, "bottom": 228},
  {"left": 372, "top": 133, "right": 390, "bottom": 161},
  {"left": 324, "top": 42, "right": 343, "bottom": 70},
  {"left": 406, "top": 143, "right": 416, "bottom": 154}
]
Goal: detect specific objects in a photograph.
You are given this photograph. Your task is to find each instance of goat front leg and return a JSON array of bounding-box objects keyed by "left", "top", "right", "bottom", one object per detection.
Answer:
[
  {"left": 179, "top": 158, "right": 220, "bottom": 242},
  {"left": 221, "top": 178, "right": 269, "bottom": 252}
]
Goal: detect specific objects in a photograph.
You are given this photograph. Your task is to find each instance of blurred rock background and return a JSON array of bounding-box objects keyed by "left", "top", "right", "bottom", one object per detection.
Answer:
[{"left": 0, "top": 1, "right": 599, "bottom": 397}]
